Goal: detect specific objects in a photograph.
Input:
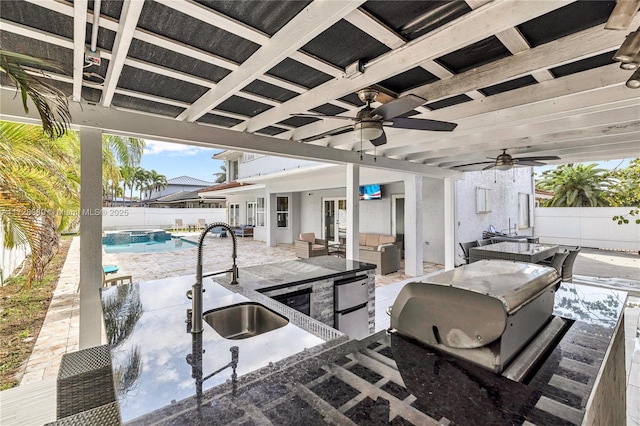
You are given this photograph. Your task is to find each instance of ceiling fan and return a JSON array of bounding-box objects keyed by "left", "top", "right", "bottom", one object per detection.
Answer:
[
  {"left": 292, "top": 88, "right": 457, "bottom": 146},
  {"left": 451, "top": 149, "right": 561, "bottom": 171}
]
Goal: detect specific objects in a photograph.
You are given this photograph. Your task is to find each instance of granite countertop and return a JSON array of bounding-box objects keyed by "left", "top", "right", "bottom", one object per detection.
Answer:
[
  {"left": 120, "top": 282, "right": 626, "bottom": 425},
  {"left": 101, "top": 257, "right": 373, "bottom": 423}
]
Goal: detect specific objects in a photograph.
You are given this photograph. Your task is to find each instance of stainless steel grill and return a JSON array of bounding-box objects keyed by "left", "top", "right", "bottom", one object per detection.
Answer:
[{"left": 389, "top": 260, "right": 561, "bottom": 373}]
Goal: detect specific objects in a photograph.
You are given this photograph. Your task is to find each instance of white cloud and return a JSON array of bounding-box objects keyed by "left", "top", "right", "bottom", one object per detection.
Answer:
[{"left": 143, "top": 140, "right": 217, "bottom": 157}]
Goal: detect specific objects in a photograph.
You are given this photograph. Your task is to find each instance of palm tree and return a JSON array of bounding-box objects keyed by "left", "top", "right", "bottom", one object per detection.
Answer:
[
  {"left": 213, "top": 164, "right": 227, "bottom": 183},
  {"left": 120, "top": 165, "right": 136, "bottom": 207},
  {"left": 0, "top": 121, "right": 80, "bottom": 288},
  {"left": 0, "top": 50, "right": 71, "bottom": 139},
  {"left": 536, "top": 163, "right": 612, "bottom": 207},
  {"left": 147, "top": 170, "right": 167, "bottom": 199},
  {"left": 134, "top": 168, "right": 150, "bottom": 204}
]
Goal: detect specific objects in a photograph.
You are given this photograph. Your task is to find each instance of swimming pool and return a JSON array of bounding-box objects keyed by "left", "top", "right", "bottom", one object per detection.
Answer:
[
  {"left": 102, "top": 230, "right": 197, "bottom": 253},
  {"left": 102, "top": 237, "right": 197, "bottom": 254}
]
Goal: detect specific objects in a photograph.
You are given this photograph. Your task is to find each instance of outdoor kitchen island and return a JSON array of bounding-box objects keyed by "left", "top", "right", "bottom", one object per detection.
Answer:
[{"left": 100, "top": 260, "right": 626, "bottom": 425}]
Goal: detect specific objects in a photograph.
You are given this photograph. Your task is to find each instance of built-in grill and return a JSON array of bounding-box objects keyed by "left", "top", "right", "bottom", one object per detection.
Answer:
[{"left": 389, "top": 260, "right": 562, "bottom": 374}]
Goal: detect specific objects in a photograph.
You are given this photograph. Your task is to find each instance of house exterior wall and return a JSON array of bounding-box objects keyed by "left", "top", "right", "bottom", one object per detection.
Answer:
[
  {"left": 239, "top": 155, "right": 321, "bottom": 180},
  {"left": 148, "top": 184, "right": 210, "bottom": 199},
  {"left": 455, "top": 168, "right": 535, "bottom": 264}
]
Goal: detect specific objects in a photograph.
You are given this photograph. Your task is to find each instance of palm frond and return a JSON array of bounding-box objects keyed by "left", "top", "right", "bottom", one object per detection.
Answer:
[{"left": 0, "top": 50, "right": 71, "bottom": 139}]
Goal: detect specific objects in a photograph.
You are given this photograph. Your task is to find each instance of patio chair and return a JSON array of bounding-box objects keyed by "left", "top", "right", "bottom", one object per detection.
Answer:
[
  {"left": 197, "top": 218, "right": 206, "bottom": 230},
  {"left": 295, "top": 233, "right": 328, "bottom": 258},
  {"left": 561, "top": 246, "right": 581, "bottom": 282},
  {"left": 173, "top": 218, "right": 183, "bottom": 231},
  {"left": 459, "top": 241, "right": 478, "bottom": 264},
  {"left": 476, "top": 239, "right": 493, "bottom": 247},
  {"left": 102, "top": 268, "right": 132, "bottom": 287},
  {"left": 546, "top": 250, "right": 570, "bottom": 275}
]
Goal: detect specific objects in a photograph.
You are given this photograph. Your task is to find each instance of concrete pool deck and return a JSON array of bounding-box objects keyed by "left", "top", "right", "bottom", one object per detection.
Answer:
[{"left": 2, "top": 235, "right": 639, "bottom": 425}]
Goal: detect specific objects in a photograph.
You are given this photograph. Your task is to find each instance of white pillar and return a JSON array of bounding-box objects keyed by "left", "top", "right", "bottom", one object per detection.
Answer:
[
  {"left": 346, "top": 164, "right": 359, "bottom": 260},
  {"left": 79, "top": 127, "right": 103, "bottom": 349},
  {"left": 444, "top": 177, "right": 456, "bottom": 271},
  {"left": 404, "top": 175, "right": 423, "bottom": 276},
  {"left": 265, "top": 190, "right": 277, "bottom": 247}
]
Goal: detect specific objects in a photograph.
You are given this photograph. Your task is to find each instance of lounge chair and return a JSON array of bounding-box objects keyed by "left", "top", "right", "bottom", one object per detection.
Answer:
[
  {"left": 102, "top": 268, "right": 132, "bottom": 287},
  {"left": 295, "top": 233, "right": 328, "bottom": 258}
]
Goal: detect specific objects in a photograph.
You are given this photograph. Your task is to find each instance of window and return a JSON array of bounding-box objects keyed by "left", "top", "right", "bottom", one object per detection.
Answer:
[
  {"left": 229, "top": 160, "right": 239, "bottom": 181},
  {"left": 246, "top": 202, "right": 256, "bottom": 226},
  {"left": 256, "top": 197, "right": 265, "bottom": 227},
  {"left": 476, "top": 187, "right": 491, "bottom": 213},
  {"left": 518, "top": 193, "right": 530, "bottom": 229},
  {"left": 228, "top": 203, "right": 240, "bottom": 226},
  {"left": 276, "top": 196, "right": 289, "bottom": 228}
]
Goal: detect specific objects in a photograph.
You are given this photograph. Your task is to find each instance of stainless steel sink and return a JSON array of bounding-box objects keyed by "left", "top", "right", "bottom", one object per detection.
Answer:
[{"left": 203, "top": 302, "right": 288, "bottom": 339}]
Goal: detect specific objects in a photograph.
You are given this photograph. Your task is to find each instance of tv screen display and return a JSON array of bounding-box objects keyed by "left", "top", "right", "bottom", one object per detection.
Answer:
[{"left": 359, "top": 184, "right": 381, "bottom": 200}]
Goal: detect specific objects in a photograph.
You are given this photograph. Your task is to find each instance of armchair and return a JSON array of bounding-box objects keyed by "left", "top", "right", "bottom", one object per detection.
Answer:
[{"left": 295, "top": 233, "right": 328, "bottom": 258}]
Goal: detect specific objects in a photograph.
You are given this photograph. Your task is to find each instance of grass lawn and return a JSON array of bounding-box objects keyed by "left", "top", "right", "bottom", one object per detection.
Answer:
[{"left": 0, "top": 237, "right": 71, "bottom": 390}]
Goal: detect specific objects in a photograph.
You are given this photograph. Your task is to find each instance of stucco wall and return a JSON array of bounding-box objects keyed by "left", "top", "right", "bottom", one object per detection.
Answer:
[
  {"left": 101, "top": 207, "right": 226, "bottom": 230},
  {"left": 535, "top": 207, "right": 640, "bottom": 251},
  {"left": 455, "top": 168, "right": 534, "bottom": 263}
]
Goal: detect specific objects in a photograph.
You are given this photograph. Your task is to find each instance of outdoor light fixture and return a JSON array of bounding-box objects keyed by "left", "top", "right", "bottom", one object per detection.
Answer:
[
  {"left": 626, "top": 68, "right": 640, "bottom": 88},
  {"left": 354, "top": 121, "right": 384, "bottom": 141},
  {"left": 605, "top": 0, "right": 640, "bottom": 30},
  {"left": 494, "top": 152, "right": 515, "bottom": 171},
  {"left": 613, "top": 29, "right": 640, "bottom": 62},
  {"left": 611, "top": 27, "right": 640, "bottom": 88}
]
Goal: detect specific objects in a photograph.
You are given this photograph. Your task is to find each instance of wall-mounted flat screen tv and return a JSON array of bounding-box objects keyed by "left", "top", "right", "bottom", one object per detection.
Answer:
[{"left": 359, "top": 184, "right": 381, "bottom": 200}]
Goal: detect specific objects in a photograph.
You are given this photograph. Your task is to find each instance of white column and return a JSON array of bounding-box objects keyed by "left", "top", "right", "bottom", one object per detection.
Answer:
[
  {"left": 79, "top": 127, "right": 103, "bottom": 349},
  {"left": 404, "top": 175, "right": 423, "bottom": 277},
  {"left": 265, "top": 190, "right": 277, "bottom": 247},
  {"left": 346, "top": 164, "right": 359, "bottom": 260},
  {"left": 444, "top": 177, "right": 456, "bottom": 271}
]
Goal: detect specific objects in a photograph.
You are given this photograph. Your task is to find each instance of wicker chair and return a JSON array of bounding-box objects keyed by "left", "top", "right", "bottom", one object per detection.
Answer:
[
  {"left": 295, "top": 233, "right": 328, "bottom": 258},
  {"left": 561, "top": 247, "right": 581, "bottom": 282},
  {"left": 476, "top": 239, "right": 493, "bottom": 247},
  {"left": 459, "top": 241, "right": 479, "bottom": 264}
]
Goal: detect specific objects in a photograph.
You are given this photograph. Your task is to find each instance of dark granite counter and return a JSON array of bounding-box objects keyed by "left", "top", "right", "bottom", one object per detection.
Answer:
[
  {"left": 117, "top": 282, "right": 626, "bottom": 425},
  {"left": 101, "top": 257, "right": 374, "bottom": 423}
]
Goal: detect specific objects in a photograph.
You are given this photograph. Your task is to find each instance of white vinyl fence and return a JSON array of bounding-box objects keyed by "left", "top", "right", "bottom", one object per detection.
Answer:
[
  {"left": 102, "top": 207, "right": 227, "bottom": 231},
  {"left": 0, "top": 226, "right": 29, "bottom": 286},
  {"left": 535, "top": 207, "right": 640, "bottom": 252}
]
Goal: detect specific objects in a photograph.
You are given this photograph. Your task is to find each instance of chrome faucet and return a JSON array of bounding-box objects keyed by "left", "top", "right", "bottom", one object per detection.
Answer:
[{"left": 189, "top": 222, "right": 238, "bottom": 334}]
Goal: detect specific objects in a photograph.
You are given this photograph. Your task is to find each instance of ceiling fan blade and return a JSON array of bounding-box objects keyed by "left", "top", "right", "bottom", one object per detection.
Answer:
[
  {"left": 450, "top": 161, "right": 494, "bottom": 169},
  {"left": 299, "top": 125, "right": 354, "bottom": 143},
  {"left": 390, "top": 117, "right": 458, "bottom": 132},
  {"left": 370, "top": 131, "right": 387, "bottom": 147},
  {"left": 482, "top": 163, "right": 496, "bottom": 171},
  {"left": 515, "top": 155, "right": 561, "bottom": 161},
  {"left": 371, "top": 94, "right": 426, "bottom": 120},
  {"left": 515, "top": 160, "right": 547, "bottom": 167},
  {"left": 291, "top": 113, "right": 355, "bottom": 122}
]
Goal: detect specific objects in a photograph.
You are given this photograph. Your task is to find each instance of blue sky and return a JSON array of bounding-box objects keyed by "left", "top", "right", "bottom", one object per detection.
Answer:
[
  {"left": 139, "top": 140, "right": 224, "bottom": 182},
  {"left": 534, "top": 158, "right": 633, "bottom": 177}
]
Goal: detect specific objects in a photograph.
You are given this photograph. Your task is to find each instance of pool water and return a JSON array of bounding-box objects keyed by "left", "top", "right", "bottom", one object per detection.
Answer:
[{"left": 103, "top": 237, "right": 197, "bottom": 254}]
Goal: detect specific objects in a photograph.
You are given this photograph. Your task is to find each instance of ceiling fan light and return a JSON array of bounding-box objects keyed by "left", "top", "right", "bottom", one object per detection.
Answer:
[
  {"left": 626, "top": 68, "right": 640, "bottom": 88},
  {"left": 495, "top": 164, "right": 513, "bottom": 171},
  {"left": 354, "top": 121, "right": 383, "bottom": 140},
  {"left": 620, "top": 61, "right": 639, "bottom": 70},
  {"left": 613, "top": 29, "right": 640, "bottom": 62}
]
